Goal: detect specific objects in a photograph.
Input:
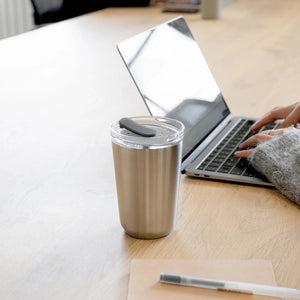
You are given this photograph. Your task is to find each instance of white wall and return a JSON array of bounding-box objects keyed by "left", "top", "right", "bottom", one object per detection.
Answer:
[{"left": 0, "top": 0, "right": 34, "bottom": 40}]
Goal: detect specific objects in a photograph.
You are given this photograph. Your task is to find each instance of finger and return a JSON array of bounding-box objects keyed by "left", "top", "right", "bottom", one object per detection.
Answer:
[
  {"left": 239, "top": 134, "right": 273, "bottom": 149},
  {"left": 266, "top": 127, "right": 294, "bottom": 135},
  {"left": 235, "top": 149, "right": 255, "bottom": 158},
  {"left": 278, "top": 103, "right": 300, "bottom": 128},
  {"left": 251, "top": 104, "right": 296, "bottom": 131}
]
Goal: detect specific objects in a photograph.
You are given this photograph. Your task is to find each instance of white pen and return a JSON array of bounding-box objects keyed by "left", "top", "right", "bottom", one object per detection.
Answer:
[{"left": 160, "top": 273, "right": 300, "bottom": 299}]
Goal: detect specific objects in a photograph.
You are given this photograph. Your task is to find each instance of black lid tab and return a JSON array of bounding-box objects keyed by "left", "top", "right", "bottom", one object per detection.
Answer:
[{"left": 119, "top": 117, "right": 156, "bottom": 137}]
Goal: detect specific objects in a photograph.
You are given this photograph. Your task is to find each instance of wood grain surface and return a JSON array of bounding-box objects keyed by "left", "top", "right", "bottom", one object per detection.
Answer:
[{"left": 0, "top": 1, "right": 300, "bottom": 299}]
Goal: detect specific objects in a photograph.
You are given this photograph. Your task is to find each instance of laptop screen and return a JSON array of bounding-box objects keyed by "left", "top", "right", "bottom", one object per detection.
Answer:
[{"left": 117, "top": 17, "right": 230, "bottom": 160}]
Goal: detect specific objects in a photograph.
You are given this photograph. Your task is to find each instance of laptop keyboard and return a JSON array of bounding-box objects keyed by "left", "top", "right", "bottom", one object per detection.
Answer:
[{"left": 197, "top": 119, "right": 278, "bottom": 179}]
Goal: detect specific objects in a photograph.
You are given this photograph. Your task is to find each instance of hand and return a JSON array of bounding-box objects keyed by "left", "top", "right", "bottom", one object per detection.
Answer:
[
  {"left": 235, "top": 127, "right": 294, "bottom": 158},
  {"left": 251, "top": 101, "right": 300, "bottom": 131}
]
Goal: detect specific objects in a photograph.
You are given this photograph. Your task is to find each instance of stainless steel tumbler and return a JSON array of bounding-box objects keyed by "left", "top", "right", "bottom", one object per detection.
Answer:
[{"left": 111, "top": 116, "right": 184, "bottom": 239}]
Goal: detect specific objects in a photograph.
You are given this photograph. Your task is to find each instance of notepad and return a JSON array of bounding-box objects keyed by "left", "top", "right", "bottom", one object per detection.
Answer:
[{"left": 127, "top": 259, "right": 278, "bottom": 300}]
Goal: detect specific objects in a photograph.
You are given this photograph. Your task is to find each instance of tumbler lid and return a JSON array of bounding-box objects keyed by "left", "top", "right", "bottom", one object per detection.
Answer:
[
  {"left": 111, "top": 116, "right": 184, "bottom": 149},
  {"left": 119, "top": 117, "right": 156, "bottom": 137}
]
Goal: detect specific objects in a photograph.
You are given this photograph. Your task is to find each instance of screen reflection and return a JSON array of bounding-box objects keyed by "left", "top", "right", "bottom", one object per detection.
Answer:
[{"left": 118, "top": 17, "right": 230, "bottom": 159}]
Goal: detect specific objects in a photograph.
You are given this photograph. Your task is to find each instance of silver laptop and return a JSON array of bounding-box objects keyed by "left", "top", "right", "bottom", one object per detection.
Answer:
[{"left": 117, "top": 16, "right": 277, "bottom": 186}]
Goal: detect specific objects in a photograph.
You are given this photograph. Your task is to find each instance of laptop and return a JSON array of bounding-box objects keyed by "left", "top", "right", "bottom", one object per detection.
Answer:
[{"left": 117, "top": 16, "right": 278, "bottom": 186}]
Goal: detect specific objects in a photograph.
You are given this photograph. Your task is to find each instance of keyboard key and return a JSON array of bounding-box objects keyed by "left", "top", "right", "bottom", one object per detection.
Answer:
[
  {"left": 243, "top": 165, "right": 256, "bottom": 177},
  {"left": 230, "top": 166, "right": 244, "bottom": 175},
  {"left": 197, "top": 161, "right": 208, "bottom": 170},
  {"left": 209, "top": 161, "right": 221, "bottom": 167},
  {"left": 224, "top": 155, "right": 239, "bottom": 166},
  {"left": 212, "top": 157, "right": 224, "bottom": 164},
  {"left": 205, "top": 165, "right": 219, "bottom": 172},
  {"left": 219, "top": 166, "right": 232, "bottom": 173},
  {"left": 263, "top": 122, "right": 276, "bottom": 130}
]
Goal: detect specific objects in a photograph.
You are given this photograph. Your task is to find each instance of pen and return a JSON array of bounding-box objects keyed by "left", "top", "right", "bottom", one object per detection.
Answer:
[{"left": 160, "top": 273, "right": 300, "bottom": 299}]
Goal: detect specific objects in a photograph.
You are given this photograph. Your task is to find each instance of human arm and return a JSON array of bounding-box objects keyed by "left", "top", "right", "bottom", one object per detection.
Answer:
[{"left": 247, "top": 129, "right": 300, "bottom": 205}]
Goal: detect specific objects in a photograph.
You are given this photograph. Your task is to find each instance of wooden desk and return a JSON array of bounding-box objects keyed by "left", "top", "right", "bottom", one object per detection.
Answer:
[{"left": 0, "top": 1, "right": 300, "bottom": 299}]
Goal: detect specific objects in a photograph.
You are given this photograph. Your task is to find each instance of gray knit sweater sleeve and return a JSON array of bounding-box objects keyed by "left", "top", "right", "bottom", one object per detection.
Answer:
[{"left": 250, "top": 129, "right": 300, "bottom": 205}]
